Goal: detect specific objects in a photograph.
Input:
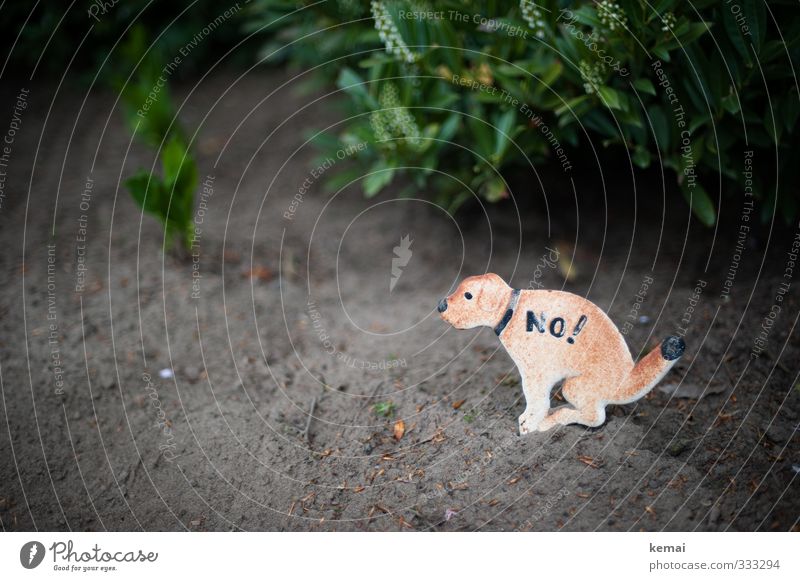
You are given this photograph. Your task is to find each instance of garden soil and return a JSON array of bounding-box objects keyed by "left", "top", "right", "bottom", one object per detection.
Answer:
[{"left": 1, "top": 72, "right": 798, "bottom": 531}]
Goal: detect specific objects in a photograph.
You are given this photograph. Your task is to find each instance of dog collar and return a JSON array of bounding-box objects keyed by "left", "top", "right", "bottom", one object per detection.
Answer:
[{"left": 494, "top": 288, "right": 521, "bottom": 336}]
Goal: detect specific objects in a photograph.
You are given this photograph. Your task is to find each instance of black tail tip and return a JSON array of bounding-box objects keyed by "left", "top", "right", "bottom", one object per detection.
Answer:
[{"left": 661, "top": 336, "right": 686, "bottom": 361}]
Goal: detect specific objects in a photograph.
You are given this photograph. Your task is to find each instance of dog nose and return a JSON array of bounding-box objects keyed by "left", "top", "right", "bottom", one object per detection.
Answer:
[{"left": 437, "top": 298, "right": 448, "bottom": 313}]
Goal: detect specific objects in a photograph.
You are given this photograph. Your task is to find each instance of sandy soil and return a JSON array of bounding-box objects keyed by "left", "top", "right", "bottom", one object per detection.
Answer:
[{"left": 0, "top": 72, "right": 798, "bottom": 531}]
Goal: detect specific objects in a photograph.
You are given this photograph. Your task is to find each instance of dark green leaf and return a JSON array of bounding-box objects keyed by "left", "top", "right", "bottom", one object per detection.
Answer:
[
  {"left": 598, "top": 86, "right": 623, "bottom": 110},
  {"left": 337, "top": 68, "right": 374, "bottom": 107},
  {"left": 438, "top": 114, "right": 460, "bottom": 142},
  {"left": 632, "top": 78, "right": 656, "bottom": 96},
  {"left": 363, "top": 167, "right": 394, "bottom": 197},
  {"left": 633, "top": 147, "right": 651, "bottom": 168},
  {"left": 722, "top": 3, "right": 753, "bottom": 64},
  {"left": 492, "top": 109, "right": 516, "bottom": 161},
  {"left": 126, "top": 171, "right": 163, "bottom": 216},
  {"left": 681, "top": 181, "right": 716, "bottom": 226}
]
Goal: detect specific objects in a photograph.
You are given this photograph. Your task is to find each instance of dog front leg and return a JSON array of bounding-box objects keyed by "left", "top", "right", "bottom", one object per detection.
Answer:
[{"left": 518, "top": 374, "right": 551, "bottom": 435}]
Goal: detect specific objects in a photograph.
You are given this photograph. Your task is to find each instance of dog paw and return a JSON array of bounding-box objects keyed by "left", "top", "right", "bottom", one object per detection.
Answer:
[{"left": 518, "top": 417, "right": 532, "bottom": 435}]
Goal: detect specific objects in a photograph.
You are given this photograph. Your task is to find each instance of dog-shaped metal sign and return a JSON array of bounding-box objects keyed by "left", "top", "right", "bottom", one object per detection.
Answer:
[{"left": 438, "top": 273, "right": 685, "bottom": 434}]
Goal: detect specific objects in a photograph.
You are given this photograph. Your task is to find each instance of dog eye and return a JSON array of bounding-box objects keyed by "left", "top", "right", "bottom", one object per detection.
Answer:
[{"left": 464, "top": 292, "right": 473, "bottom": 300}]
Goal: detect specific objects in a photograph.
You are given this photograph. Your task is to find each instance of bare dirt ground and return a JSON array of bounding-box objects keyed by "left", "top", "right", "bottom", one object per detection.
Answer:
[{"left": 1, "top": 71, "right": 798, "bottom": 531}]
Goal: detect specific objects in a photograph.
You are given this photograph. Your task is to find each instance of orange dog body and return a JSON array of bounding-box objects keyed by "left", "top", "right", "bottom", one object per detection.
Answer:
[{"left": 438, "top": 274, "right": 684, "bottom": 434}]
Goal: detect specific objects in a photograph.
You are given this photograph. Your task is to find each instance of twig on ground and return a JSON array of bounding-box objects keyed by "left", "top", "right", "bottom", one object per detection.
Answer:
[{"left": 303, "top": 396, "right": 317, "bottom": 444}]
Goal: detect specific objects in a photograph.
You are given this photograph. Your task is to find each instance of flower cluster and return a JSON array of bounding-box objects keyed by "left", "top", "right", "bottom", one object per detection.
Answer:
[
  {"left": 661, "top": 12, "right": 677, "bottom": 32},
  {"left": 369, "top": 84, "right": 422, "bottom": 149},
  {"left": 579, "top": 60, "right": 606, "bottom": 94},
  {"left": 520, "top": 1, "right": 547, "bottom": 39},
  {"left": 597, "top": 1, "right": 627, "bottom": 32},
  {"left": 371, "top": 1, "right": 417, "bottom": 63}
]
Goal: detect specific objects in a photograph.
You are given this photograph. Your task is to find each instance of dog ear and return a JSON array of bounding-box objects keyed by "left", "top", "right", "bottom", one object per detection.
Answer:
[{"left": 477, "top": 277, "right": 505, "bottom": 313}]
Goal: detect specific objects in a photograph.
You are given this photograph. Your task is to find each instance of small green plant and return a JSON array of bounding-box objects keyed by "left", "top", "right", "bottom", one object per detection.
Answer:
[
  {"left": 373, "top": 401, "right": 396, "bottom": 417},
  {"left": 125, "top": 139, "right": 197, "bottom": 251},
  {"left": 118, "top": 27, "right": 198, "bottom": 251}
]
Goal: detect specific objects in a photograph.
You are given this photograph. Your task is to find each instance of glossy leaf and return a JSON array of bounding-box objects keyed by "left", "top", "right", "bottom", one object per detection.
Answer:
[{"left": 681, "top": 182, "right": 716, "bottom": 226}]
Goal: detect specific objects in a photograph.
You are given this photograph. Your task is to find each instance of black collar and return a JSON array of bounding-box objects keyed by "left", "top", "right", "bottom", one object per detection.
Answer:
[{"left": 493, "top": 288, "right": 521, "bottom": 336}]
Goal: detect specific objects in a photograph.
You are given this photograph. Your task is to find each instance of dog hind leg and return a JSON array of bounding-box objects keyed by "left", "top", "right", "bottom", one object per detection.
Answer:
[
  {"left": 536, "top": 403, "right": 606, "bottom": 431},
  {"left": 536, "top": 373, "right": 608, "bottom": 431}
]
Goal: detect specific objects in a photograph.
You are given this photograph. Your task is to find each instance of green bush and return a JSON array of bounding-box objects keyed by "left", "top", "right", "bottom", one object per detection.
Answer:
[
  {"left": 249, "top": 0, "right": 800, "bottom": 224},
  {"left": 2, "top": 1, "right": 246, "bottom": 83}
]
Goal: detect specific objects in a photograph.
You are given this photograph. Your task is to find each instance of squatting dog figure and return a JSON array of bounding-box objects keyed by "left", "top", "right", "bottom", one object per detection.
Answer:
[{"left": 438, "top": 273, "right": 685, "bottom": 434}]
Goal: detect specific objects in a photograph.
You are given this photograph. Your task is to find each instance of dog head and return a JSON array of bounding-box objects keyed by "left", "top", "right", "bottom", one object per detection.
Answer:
[{"left": 438, "top": 273, "right": 511, "bottom": 329}]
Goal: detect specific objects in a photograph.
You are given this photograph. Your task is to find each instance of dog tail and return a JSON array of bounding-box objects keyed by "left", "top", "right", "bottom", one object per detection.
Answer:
[{"left": 611, "top": 336, "right": 685, "bottom": 404}]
